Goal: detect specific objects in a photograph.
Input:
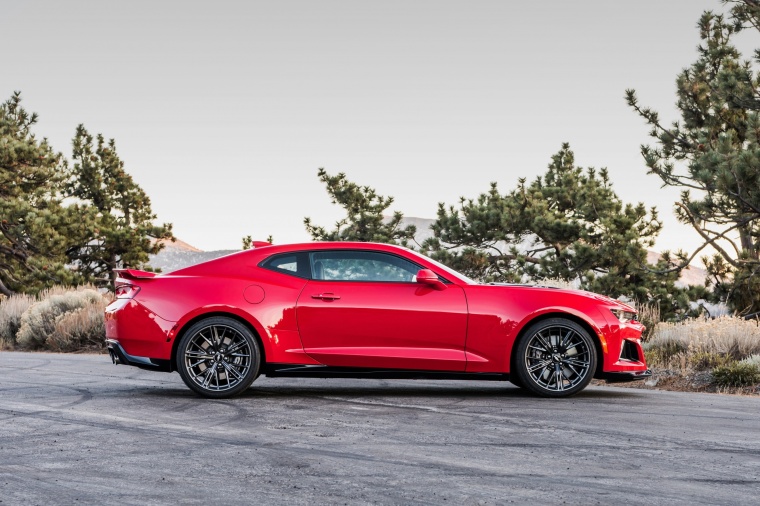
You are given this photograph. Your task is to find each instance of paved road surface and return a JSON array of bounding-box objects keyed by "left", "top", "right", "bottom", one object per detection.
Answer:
[{"left": 1, "top": 352, "right": 758, "bottom": 505}]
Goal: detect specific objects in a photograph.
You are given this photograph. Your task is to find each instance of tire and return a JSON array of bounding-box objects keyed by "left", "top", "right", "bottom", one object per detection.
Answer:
[
  {"left": 513, "top": 317, "right": 597, "bottom": 398},
  {"left": 176, "top": 317, "right": 261, "bottom": 398}
]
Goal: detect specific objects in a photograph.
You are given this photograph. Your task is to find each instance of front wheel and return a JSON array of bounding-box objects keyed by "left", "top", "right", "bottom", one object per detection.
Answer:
[
  {"left": 176, "top": 317, "right": 261, "bottom": 398},
  {"left": 513, "top": 318, "right": 597, "bottom": 398}
]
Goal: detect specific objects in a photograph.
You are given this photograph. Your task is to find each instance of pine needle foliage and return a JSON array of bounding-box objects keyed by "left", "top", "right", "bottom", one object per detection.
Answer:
[
  {"left": 422, "top": 144, "right": 684, "bottom": 317},
  {"left": 305, "top": 168, "right": 416, "bottom": 246},
  {"left": 0, "top": 92, "right": 90, "bottom": 296},
  {"left": 66, "top": 125, "right": 174, "bottom": 286}
]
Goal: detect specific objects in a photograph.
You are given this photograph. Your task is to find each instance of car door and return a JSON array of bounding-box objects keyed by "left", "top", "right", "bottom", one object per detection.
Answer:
[{"left": 296, "top": 249, "right": 468, "bottom": 371}]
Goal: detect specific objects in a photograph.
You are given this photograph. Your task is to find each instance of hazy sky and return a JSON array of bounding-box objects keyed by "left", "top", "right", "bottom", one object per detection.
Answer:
[{"left": 2, "top": 0, "right": 751, "bottom": 260}]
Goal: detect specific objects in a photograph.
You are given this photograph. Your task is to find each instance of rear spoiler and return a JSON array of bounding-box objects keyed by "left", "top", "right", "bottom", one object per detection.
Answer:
[
  {"left": 114, "top": 269, "right": 158, "bottom": 280},
  {"left": 250, "top": 241, "right": 272, "bottom": 248}
]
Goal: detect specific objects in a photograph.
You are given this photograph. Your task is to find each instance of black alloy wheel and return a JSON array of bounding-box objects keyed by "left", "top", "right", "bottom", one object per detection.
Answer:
[
  {"left": 176, "top": 317, "right": 261, "bottom": 398},
  {"left": 514, "top": 318, "right": 597, "bottom": 398}
]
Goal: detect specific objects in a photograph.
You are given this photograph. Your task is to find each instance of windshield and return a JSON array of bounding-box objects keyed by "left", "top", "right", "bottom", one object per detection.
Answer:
[{"left": 413, "top": 250, "right": 478, "bottom": 285}]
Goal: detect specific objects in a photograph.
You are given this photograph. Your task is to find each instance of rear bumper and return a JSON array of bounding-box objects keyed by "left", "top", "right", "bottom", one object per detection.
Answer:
[
  {"left": 107, "top": 339, "right": 172, "bottom": 372},
  {"left": 105, "top": 298, "right": 176, "bottom": 360},
  {"left": 601, "top": 369, "right": 653, "bottom": 383}
]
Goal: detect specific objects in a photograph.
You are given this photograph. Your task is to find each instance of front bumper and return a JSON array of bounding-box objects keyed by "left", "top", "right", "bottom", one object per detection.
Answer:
[
  {"left": 106, "top": 339, "right": 172, "bottom": 372},
  {"left": 600, "top": 369, "right": 653, "bottom": 383}
]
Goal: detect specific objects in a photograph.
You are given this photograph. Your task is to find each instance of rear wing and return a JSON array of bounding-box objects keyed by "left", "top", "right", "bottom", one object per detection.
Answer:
[
  {"left": 114, "top": 269, "right": 158, "bottom": 281},
  {"left": 250, "top": 241, "right": 272, "bottom": 248}
]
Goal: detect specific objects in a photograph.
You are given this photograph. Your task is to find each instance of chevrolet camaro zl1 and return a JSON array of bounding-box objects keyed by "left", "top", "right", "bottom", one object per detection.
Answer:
[{"left": 105, "top": 242, "right": 651, "bottom": 398}]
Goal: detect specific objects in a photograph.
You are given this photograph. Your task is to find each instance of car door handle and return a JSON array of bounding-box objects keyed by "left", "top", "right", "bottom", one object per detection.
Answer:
[{"left": 311, "top": 293, "right": 341, "bottom": 301}]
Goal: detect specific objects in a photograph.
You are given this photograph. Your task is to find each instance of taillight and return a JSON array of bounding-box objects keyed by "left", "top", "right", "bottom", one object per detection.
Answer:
[{"left": 115, "top": 285, "right": 141, "bottom": 299}]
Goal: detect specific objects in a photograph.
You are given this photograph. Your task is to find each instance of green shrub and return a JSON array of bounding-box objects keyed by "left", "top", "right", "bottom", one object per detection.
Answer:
[
  {"left": 689, "top": 351, "right": 730, "bottom": 371},
  {"left": 711, "top": 362, "right": 760, "bottom": 388},
  {"left": 16, "top": 289, "right": 106, "bottom": 350}
]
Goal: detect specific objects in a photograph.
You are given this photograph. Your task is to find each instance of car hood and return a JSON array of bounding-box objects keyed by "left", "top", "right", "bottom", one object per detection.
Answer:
[{"left": 483, "top": 283, "right": 636, "bottom": 312}]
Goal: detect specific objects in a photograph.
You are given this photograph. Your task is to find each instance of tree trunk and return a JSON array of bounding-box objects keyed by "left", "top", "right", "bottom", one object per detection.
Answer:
[
  {"left": 108, "top": 253, "right": 118, "bottom": 287},
  {"left": 739, "top": 226, "right": 758, "bottom": 260},
  {"left": 0, "top": 278, "right": 13, "bottom": 297}
]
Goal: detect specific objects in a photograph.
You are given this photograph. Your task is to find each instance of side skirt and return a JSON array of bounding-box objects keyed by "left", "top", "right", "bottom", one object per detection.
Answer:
[{"left": 263, "top": 363, "right": 509, "bottom": 381}]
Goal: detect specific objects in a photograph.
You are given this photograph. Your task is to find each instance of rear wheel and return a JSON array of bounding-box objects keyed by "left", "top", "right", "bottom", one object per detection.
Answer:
[
  {"left": 176, "top": 317, "right": 261, "bottom": 398},
  {"left": 514, "top": 318, "right": 597, "bottom": 398}
]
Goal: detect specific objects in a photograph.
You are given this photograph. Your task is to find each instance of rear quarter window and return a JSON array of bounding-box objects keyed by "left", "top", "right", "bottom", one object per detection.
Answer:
[{"left": 259, "top": 252, "right": 310, "bottom": 279}]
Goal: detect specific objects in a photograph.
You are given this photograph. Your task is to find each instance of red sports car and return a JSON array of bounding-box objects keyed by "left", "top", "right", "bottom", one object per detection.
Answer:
[{"left": 105, "top": 242, "right": 650, "bottom": 398}]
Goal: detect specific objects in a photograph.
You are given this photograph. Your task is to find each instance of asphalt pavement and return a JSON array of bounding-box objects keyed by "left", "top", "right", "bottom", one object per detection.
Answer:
[{"left": 1, "top": 351, "right": 759, "bottom": 505}]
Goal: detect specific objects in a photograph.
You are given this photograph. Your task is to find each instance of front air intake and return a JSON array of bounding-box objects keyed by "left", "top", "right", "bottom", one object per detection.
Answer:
[{"left": 620, "top": 340, "right": 641, "bottom": 362}]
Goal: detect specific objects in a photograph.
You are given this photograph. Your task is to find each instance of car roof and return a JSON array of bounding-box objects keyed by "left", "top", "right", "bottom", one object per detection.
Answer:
[
  {"left": 254, "top": 241, "right": 413, "bottom": 255},
  {"left": 169, "top": 241, "right": 472, "bottom": 284}
]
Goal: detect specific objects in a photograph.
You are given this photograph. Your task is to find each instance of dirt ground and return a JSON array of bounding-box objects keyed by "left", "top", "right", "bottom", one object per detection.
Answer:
[{"left": 593, "top": 368, "right": 760, "bottom": 396}]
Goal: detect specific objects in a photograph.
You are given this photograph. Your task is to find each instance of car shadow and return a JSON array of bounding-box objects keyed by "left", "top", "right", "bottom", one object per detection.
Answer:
[{"left": 137, "top": 382, "right": 646, "bottom": 400}]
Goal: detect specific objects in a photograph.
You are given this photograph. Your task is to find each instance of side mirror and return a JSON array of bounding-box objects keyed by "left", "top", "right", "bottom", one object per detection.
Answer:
[{"left": 415, "top": 269, "right": 447, "bottom": 290}]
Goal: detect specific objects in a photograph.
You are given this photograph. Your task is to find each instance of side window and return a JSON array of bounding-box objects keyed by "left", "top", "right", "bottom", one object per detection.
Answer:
[
  {"left": 260, "top": 253, "right": 310, "bottom": 279},
  {"left": 311, "top": 251, "right": 421, "bottom": 282}
]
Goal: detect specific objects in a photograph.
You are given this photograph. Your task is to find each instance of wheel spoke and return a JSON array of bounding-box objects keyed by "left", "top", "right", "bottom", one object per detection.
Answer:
[
  {"left": 559, "top": 329, "right": 574, "bottom": 350},
  {"left": 564, "top": 358, "right": 590, "bottom": 368},
  {"left": 555, "top": 366, "right": 564, "bottom": 390},
  {"left": 564, "top": 362, "right": 583, "bottom": 377},
  {"left": 186, "top": 351, "right": 214, "bottom": 359},
  {"left": 534, "top": 331, "right": 553, "bottom": 352},
  {"left": 200, "top": 367, "right": 214, "bottom": 388},
  {"left": 197, "top": 331, "right": 216, "bottom": 351},
  {"left": 221, "top": 361, "right": 244, "bottom": 382},
  {"left": 225, "top": 341, "right": 247, "bottom": 355},
  {"left": 528, "top": 359, "right": 552, "bottom": 373}
]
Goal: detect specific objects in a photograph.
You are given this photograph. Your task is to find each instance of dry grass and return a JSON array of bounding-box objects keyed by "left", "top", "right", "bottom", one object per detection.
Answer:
[
  {"left": 647, "top": 316, "right": 760, "bottom": 367},
  {"left": 0, "top": 293, "right": 36, "bottom": 349},
  {"left": 47, "top": 300, "right": 107, "bottom": 352},
  {"left": 631, "top": 301, "right": 660, "bottom": 341},
  {"left": 644, "top": 316, "right": 760, "bottom": 388},
  {"left": 13, "top": 287, "right": 108, "bottom": 352}
]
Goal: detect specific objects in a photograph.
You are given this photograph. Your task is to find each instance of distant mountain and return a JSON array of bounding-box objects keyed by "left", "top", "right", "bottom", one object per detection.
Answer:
[{"left": 149, "top": 239, "right": 236, "bottom": 273}]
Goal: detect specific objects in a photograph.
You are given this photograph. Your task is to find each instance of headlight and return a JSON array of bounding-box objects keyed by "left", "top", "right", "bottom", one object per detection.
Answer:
[{"left": 610, "top": 308, "right": 637, "bottom": 323}]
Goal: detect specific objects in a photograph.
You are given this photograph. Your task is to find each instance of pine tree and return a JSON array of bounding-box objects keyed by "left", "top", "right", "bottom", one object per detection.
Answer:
[
  {"left": 0, "top": 92, "right": 88, "bottom": 295},
  {"left": 626, "top": 3, "right": 760, "bottom": 313},
  {"left": 423, "top": 144, "right": 684, "bottom": 315},
  {"left": 304, "top": 168, "right": 416, "bottom": 246},
  {"left": 66, "top": 125, "right": 174, "bottom": 285}
]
